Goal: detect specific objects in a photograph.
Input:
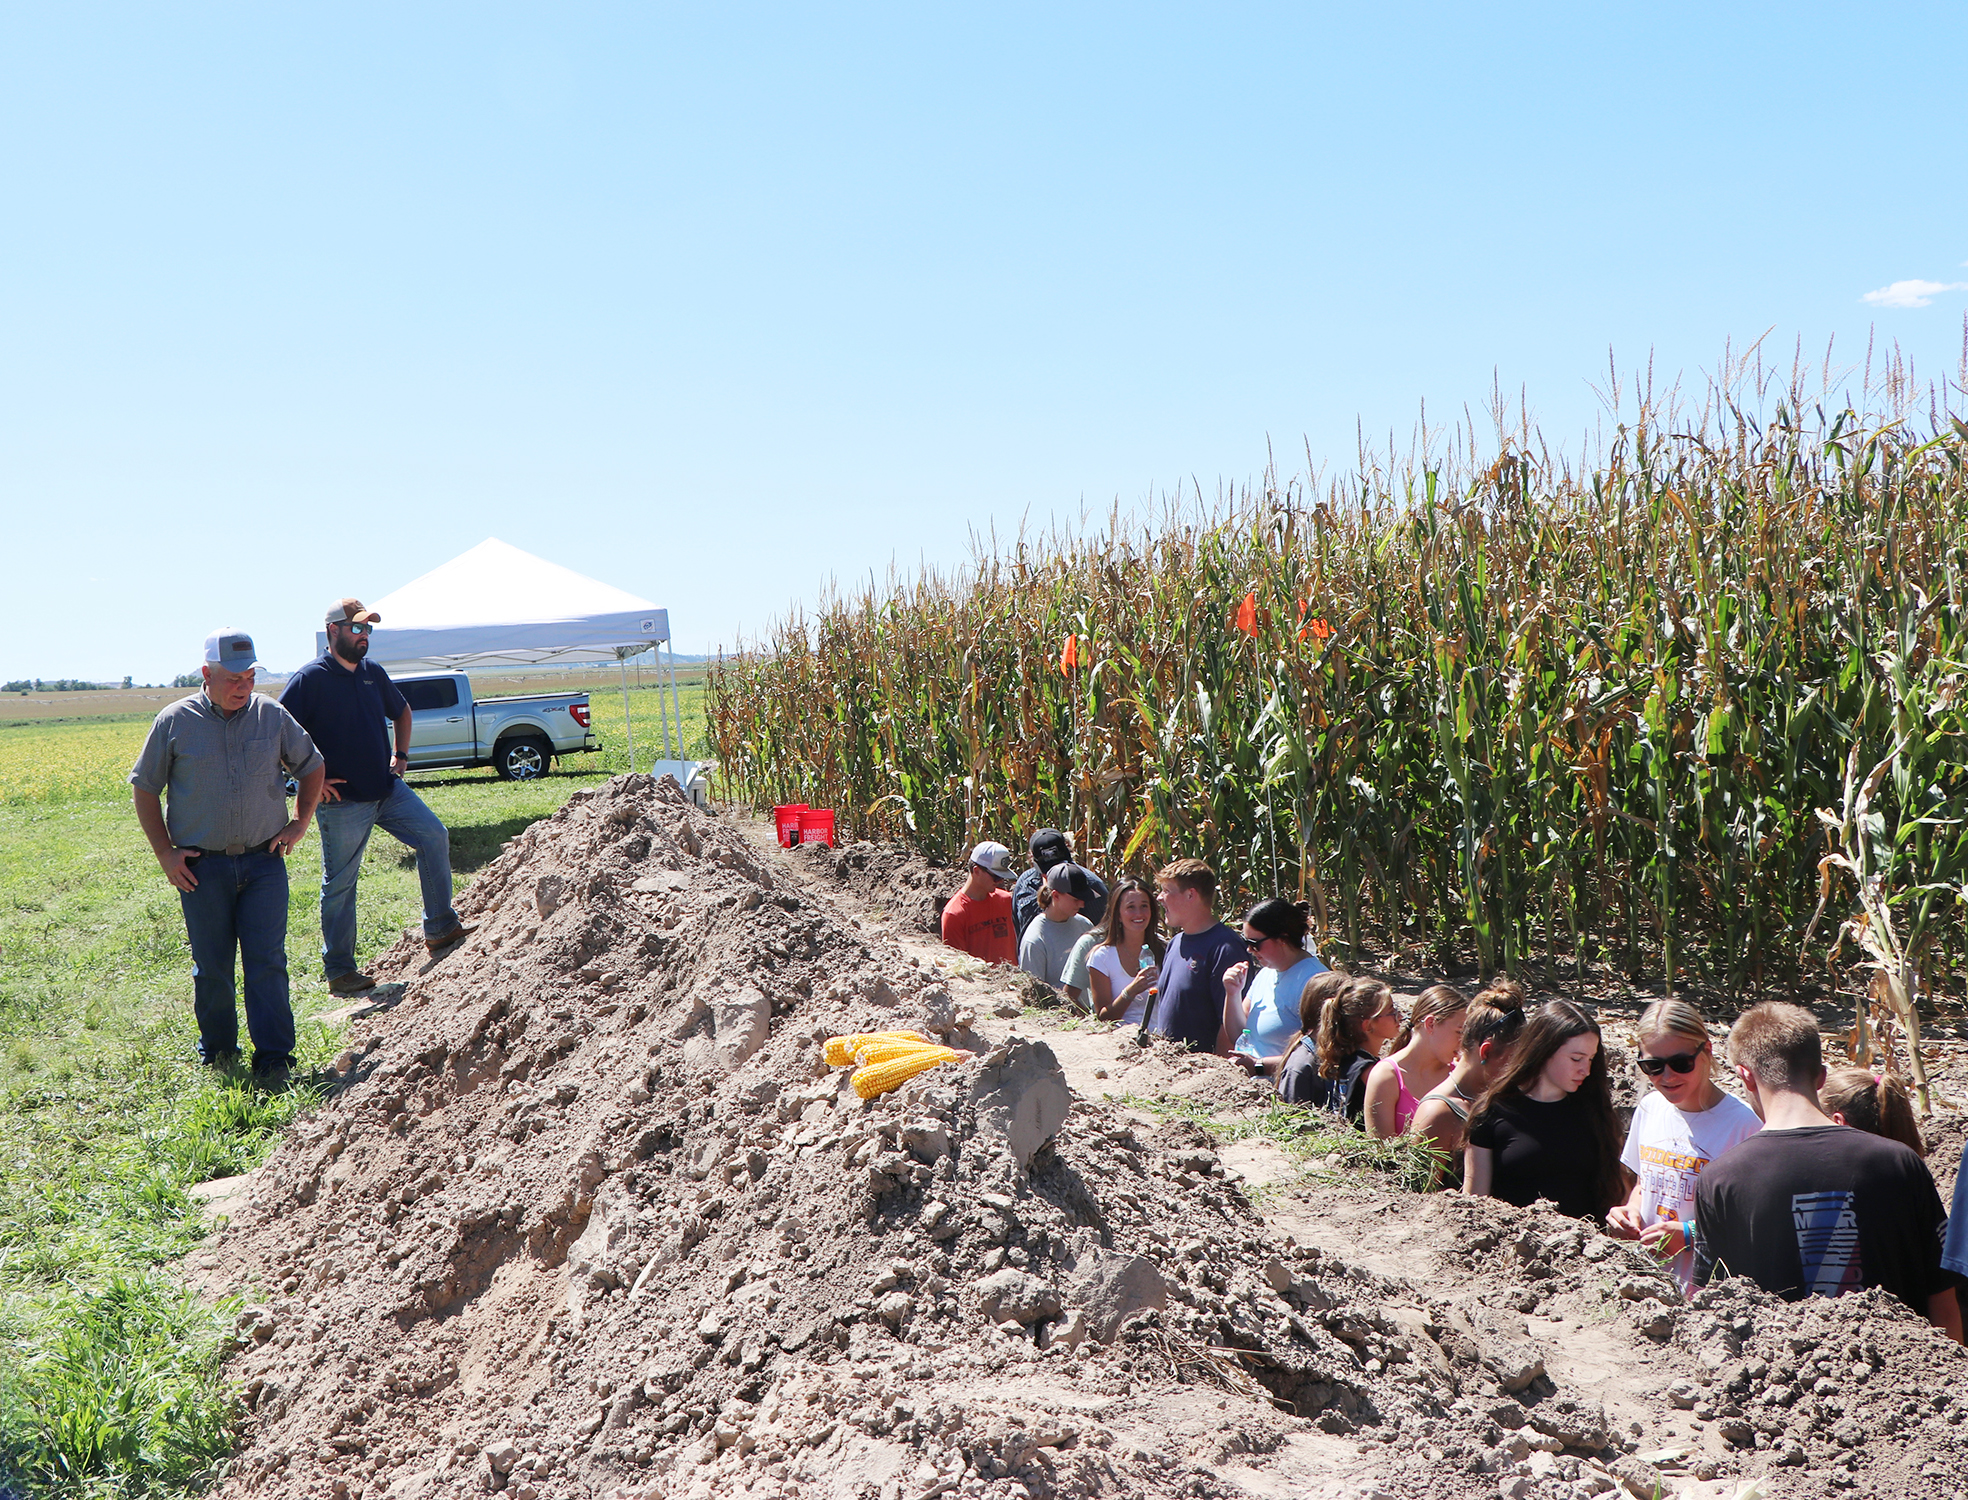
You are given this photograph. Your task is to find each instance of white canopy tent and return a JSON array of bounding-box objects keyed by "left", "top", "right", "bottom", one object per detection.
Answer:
[{"left": 322, "top": 537, "right": 696, "bottom": 783}]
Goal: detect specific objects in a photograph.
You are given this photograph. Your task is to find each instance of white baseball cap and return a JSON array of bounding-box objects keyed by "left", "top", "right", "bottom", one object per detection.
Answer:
[
  {"left": 203, "top": 629, "right": 261, "bottom": 672},
  {"left": 968, "top": 841, "right": 1014, "bottom": 883}
]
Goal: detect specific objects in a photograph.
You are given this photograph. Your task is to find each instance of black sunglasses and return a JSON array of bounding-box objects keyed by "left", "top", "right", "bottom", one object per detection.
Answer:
[
  {"left": 1637, "top": 1045, "right": 1706, "bottom": 1077},
  {"left": 339, "top": 621, "right": 374, "bottom": 635}
]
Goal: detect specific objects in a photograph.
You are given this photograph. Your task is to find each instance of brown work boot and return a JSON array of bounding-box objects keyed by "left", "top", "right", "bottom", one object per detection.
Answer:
[
  {"left": 426, "top": 923, "right": 475, "bottom": 954},
  {"left": 328, "top": 970, "right": 377, "bottom": 996}
]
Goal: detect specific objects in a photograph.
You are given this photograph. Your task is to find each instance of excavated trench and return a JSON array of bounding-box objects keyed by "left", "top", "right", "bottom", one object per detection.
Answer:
[{"left": 180, "top": 776, "right": 1968, "bottom": 1500}]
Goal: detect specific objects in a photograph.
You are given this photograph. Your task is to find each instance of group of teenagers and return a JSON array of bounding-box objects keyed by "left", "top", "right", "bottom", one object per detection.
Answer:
[{"left": 942, "top": 830, "right": 1968, "bottom": 1338}]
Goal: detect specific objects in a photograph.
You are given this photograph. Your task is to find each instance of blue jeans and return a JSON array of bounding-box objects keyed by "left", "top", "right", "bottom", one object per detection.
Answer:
[
  {"left": 315, "top": 778, "right": 460, "bottom": 980},
  {"left": 178, "top": 848, "right": 293, "bottom": 1069}
]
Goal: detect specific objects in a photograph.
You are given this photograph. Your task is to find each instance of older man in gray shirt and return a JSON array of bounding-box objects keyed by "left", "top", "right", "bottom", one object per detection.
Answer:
[{"left": 130, "top": 629, "right": 325, "bottom": 1085}]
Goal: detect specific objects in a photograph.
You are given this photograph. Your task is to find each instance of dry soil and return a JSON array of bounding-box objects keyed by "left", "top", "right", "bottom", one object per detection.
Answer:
[{"left": 182, "top": 777, "right": 1968, "bottom": 1500}]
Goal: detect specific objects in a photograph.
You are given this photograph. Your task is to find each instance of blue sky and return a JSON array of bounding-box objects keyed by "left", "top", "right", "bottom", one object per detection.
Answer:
[{"left": 6, "top": 3, "right": 1965, "bottom": 683}]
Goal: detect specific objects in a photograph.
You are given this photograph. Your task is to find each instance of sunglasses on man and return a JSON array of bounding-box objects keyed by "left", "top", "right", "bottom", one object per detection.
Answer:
[
  {"left": 338, "top": 621, "right": 374, "bottom": 636},
  {"left": 1636, "top": 1042, "right": 1708, "bottom": 1077}
]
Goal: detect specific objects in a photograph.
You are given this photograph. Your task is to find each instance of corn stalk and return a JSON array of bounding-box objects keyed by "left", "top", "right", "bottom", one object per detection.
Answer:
[{"left": 708, "top": 380, "right": 1968, "bottom": 1017}]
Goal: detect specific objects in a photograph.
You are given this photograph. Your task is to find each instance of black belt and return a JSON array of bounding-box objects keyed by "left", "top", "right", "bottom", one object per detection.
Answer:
[{"left": 189, "top": 840, "right": 274, "bottom": 857}]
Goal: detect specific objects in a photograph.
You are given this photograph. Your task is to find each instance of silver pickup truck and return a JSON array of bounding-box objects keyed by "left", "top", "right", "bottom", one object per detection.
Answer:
[{"left": 395, "top": 671, "right": 602, "bottom": 780}]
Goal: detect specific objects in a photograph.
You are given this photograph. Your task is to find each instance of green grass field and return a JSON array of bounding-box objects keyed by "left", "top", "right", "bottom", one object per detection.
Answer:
[{"left": 0, "top": 680, "right": 707, "bottom": 1496}]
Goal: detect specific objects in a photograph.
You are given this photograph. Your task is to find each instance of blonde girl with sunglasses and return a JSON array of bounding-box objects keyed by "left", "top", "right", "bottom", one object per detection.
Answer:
[{"left": 1605, "top": 999, "right": 1760, "bottom": 1291}]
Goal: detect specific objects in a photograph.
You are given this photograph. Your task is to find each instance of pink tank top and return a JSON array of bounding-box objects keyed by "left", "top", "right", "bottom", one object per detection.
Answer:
[{"left": 1391, "top": 1061, "right": 1422, "bottom": 1132}]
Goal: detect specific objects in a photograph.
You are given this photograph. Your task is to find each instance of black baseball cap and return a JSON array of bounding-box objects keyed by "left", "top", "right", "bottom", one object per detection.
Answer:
[
  {"left": 1044, "top": 862, "right": 1095, "bottom": 903},
  {"left": 1029, "top": 828, "right": 1072, "bottom": 870}
]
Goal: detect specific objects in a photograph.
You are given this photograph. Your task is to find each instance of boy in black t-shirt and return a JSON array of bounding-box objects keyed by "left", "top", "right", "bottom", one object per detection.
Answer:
[{"left": 1694, "top": 1002, "right": 1960, "bottom": 1340}]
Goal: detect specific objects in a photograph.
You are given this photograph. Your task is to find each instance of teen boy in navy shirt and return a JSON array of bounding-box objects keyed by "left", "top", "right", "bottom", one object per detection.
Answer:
[{"left": 1146, "top": 858, "right": 1249, "bottom": 1053}]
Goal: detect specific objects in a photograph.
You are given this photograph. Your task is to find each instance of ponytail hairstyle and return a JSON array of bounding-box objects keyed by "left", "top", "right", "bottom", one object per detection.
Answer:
[
  {"left": 1316, "top": 976, "right": 1393, "bottom": 1080},
  {"left": 1297, "top": 968, "right": 1350, "bottom": 1040},
  {"left": 1469, "top": 999, "right": 1623, "bottom": 1214},
  {"left": 1243, "top": 897, "right": 1312, "bottom": 950},
  {"left": 1461, "top": 978, "right": 1526, "bottom": 1063},
  {"left": 1394, "top": 983, "right": 1469, "bottom": 1052},
  {"left": 1822, "top": 1068, "right": 1926, "bottom": 1157}
]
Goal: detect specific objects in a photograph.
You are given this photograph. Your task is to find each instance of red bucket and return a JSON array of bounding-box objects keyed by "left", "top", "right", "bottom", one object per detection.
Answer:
[
  {"left": 798, "top": 808, "right": 837, "bottom": 847},
  {"left": 773, "top": 804, "right": 808, "bottom": 847}
]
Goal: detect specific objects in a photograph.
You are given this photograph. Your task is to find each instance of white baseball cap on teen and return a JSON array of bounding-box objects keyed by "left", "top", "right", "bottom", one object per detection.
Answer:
[{"left": 968, "top": 841, "right": 1015, "bottom": 883}]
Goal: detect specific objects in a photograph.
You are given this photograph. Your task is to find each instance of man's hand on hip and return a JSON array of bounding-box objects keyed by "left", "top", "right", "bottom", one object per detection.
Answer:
[
  {"left": 391, "top": 752, "right": 409, "bottom": 775},
  {"left": 270, "top": 819, "right": 311, "bottom": 857},
  {"left": 158, "top": 848, "right": 200, "bottom": 892},
  {"left": 321, "top": 777, "right": 346, "bottom": 804}
]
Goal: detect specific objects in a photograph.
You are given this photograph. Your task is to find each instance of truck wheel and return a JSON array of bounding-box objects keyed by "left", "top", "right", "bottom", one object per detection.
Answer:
[{"left": 495, "top": 735, "right": 554, "bottom": 781}]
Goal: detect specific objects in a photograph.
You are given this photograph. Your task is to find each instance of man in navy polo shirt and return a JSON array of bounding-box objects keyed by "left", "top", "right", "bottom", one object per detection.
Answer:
[{"left": 279, "top": 598, "right": 471, "bottom": 995}]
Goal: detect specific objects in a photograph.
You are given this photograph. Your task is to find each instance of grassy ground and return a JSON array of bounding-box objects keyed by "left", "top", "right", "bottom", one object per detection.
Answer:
[
  {"left": 1118, "top": 1091, "right": 1447, "bottom": 1195},
  {"left": 0, "top": 683, "right": 706, "bottom": 1496},
  {"left": 0, "top": 677, "right": 706, "bottom": 808}
]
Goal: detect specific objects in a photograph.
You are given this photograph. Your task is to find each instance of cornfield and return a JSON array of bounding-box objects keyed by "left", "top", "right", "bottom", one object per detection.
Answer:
[{"left": 708, "top": 361, "right": 1968, "bottom": 1010}]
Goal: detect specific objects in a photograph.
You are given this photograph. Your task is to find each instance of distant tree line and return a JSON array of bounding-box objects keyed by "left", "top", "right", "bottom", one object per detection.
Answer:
[{"left": 6, "top": 676, "right": 145, "bottom": 692}]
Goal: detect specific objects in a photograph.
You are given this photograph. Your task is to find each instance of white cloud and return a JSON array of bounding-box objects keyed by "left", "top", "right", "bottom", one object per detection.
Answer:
[{"left": 1861, "top": 278, "right": 1968, "bottom": 309}]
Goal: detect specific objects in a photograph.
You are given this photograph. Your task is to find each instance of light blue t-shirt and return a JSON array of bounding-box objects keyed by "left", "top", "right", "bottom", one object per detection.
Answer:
[{"left": 1236, "top": 953, "right": 1328, "bottom": 1060}]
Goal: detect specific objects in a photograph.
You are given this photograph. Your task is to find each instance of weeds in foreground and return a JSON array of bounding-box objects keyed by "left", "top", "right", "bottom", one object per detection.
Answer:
[
  {"left": 0, "top": 770, "right": 588, "bottom": 1497},
  {"left": 1118, "top": 1092, "right": 1447, "bottom": 1194},
  {"left": 0, "top": 1274, "right": 240, "bottom": 1499}
]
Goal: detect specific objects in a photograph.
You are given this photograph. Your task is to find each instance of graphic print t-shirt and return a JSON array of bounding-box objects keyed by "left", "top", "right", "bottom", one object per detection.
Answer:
[
  {"left": 1618, "top": 1090, "right": 1762, "bottom": 1291},
  {"left": 1693, "top": 1124, "right": 1949, "bottom": 1316}
]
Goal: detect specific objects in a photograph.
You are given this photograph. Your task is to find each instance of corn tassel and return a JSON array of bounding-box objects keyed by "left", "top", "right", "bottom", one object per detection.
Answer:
[{"left": 852, "top": 1046, "right": 960, "bottom": 1099}]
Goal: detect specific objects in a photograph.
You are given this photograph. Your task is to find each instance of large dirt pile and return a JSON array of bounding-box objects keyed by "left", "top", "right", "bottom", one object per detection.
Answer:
[{"left": 186, "top": 779, "right": 1968, "bottom": 1500}]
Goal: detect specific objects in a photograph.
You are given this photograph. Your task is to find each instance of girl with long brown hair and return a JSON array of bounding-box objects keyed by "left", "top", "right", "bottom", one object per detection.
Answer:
[
  {"left": 1276, "top": 969, "right": 1352, "bottom": 1107},
  {"left": 1466, "top": 999, "right": 1623, "bottom": 1221},
  {"left": 1315, "top": 976, "right": 1401, "bottom": 1124},
  {"left": 1363, "top": 984, "right": 1468, "bottom": 1139},
  {"left": 1822, "top": 1068, "right": 1926, "bottom": 1156},
  {"left": 1083, "top": 878, "right": 1166, "bottom": 1024}
]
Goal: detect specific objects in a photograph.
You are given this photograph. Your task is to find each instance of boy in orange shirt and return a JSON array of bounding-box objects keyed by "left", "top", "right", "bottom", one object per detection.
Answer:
[{"left": 941, "top": 841, "right": 1017, "bottom": 964}]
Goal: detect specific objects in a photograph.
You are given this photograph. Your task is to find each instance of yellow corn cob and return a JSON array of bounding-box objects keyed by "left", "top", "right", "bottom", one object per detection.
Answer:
[
  {"left": 852, "top": 1046, "right": 960, "bottom": 1099},
  {"left": 824, "top": 1030, "right": 929, "bottom": 1066},
  {"left": 852, "top": 1038, "right": 947, "bottom": 1067}
]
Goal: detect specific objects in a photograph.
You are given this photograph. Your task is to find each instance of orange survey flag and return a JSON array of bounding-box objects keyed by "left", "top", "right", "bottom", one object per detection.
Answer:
[
  {"left": 1060, "top": 633, "right": 1080, "bottom": 672},
  {"left": 1297, "top": 599, "right": 1332, "bottom": 642},
  {"left": 1233, "top": 591, "right": 1258, "bottom": 637}
]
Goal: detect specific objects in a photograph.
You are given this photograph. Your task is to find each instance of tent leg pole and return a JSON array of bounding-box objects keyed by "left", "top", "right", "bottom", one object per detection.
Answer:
[
  {"left": 618, "top": 655, "right": 636, "bottom": 774},
  {"left": 667, "top": 643, "right": 683, "bottom": 759},
  {"left": 659, "top": 645, "right": 675, "bottom": 763},
  {"left": 664, "top": 644, "right": 677, "bottom": 761}
]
